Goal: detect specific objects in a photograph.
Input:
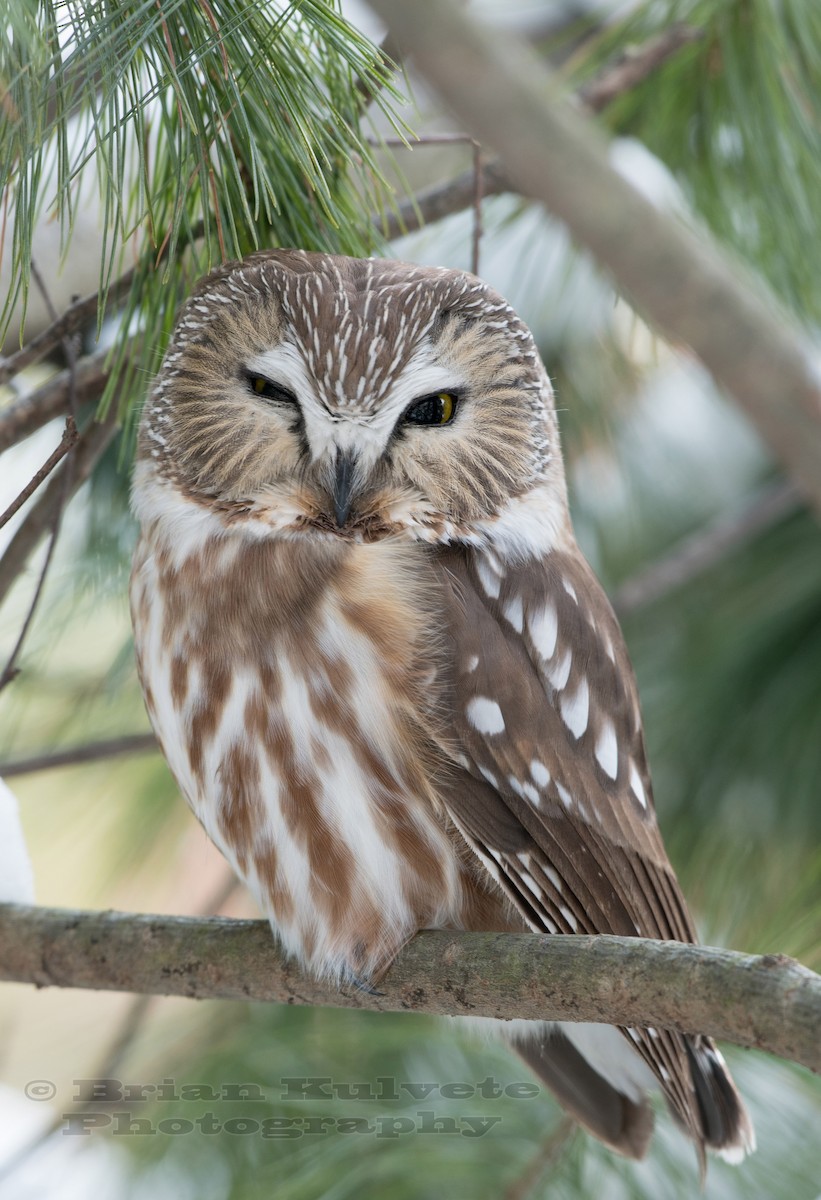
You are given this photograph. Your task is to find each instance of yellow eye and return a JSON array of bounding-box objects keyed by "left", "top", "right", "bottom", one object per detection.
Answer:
[
  {"left": 245, "top": 374, "right": 298, "bottom": 405},
  {"left": 403, "top": 391, "right": 458, "bottom": 426}
]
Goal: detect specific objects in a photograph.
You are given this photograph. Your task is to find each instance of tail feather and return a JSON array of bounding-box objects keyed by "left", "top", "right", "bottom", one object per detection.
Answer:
[
  {"left": 509, "top": 1022, "right": 755, "bottom": 1169},
  {"left": 685, "top": 1039, "right": 756, "bottom": 1163},
  {"left": 512, "top": 1028, "right": 655, "bottom": 1160}
]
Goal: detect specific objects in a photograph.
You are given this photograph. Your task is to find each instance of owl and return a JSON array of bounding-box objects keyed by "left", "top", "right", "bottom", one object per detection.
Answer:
[{"left": 130, "top": 249, "right": 754, "bottom": 1166}]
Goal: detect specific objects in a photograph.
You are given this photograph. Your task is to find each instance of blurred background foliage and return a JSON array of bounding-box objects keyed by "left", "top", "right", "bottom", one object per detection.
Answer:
[{"left": 0, "top": 0, "right": 819, "bottom": 1197}]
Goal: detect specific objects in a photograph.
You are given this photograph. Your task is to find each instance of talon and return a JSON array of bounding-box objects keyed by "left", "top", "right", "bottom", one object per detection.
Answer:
[{"left": 343, "top": 968, "right": 384, "bottom": 997}]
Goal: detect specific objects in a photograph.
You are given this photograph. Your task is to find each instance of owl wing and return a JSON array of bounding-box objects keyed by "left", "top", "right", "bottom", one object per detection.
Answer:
[{"left": 432, "top": 542, "right": 739, "bottom": 1154}]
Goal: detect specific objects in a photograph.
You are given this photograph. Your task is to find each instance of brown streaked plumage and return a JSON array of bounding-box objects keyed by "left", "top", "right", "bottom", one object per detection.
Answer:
[{"left": 130, "top": 249, "right": 754, "bottom": 1168}]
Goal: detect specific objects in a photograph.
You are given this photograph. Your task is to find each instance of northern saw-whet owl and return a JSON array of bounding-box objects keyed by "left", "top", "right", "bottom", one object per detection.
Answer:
[{"left": 130, "top": 249, "right": 755, "bottom": 1166}]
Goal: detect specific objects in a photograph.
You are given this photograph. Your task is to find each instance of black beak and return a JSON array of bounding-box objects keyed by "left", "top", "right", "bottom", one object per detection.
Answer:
[{"left": 332, "top": 450, "right": 357, "bottom": 527}]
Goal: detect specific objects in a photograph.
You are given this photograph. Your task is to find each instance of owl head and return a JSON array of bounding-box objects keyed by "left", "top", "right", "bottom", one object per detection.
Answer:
[{"left": 135, "top": 249, "right": 569, "bottom": 556}]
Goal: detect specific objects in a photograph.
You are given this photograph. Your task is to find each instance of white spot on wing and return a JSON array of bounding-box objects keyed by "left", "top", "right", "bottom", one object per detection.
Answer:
[
  {"left": 562, "top": 578, "right": 578, "bottom": 602},
  {"left": 465, "top": 655, "right": 479, "bottom": 673},
  {"left": 503, "top": 594, "right": 524, "bottom": 632},
  {"left": 530, "top": 760, "right": 550, "bottom": 788},
  {"left": 475, "top": 557, "right": 502, "bottom": 599},
  {"left": 629, "top": 761, "right": 648, "bottom": 808},
  {"left": 556, "top": 782, "right": 573, "bottom": 809},
  {"left": 595, "top": 719, "right": 619, "bottom": 779},
  {"left": 528, "top": 603, "right": 558, "bottom": 661},
  {"left": 560, "top": 678, "right": 589, "bottom": 738},
  {"left": 467, "top": 697, "right": 505, "bottom": 735},
  {"left": 546, "top": 647, "right": 572, "bottom": 691},
  {"left": 521, "top": 782, "right": 541, "bottom": 806}
]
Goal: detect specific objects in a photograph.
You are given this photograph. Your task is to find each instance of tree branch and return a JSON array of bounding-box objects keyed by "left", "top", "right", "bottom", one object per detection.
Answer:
[
  {"left": 612, "top": 478, "right": 803, "bottom": 616},
  {"left": 0, "top": 347, "right": 113, "bottom": 454},
  {"left": 378, "top": 24, "right": 701, "bottom": 241},
  {"left": 0, "top": 276, "right": 135, "bottom": 391},
  {"left": 0, "top": 905, "right": 817, "bottom": 1073},
  {"left": 367, "top": 0, "right": 821, "bottom": 513},
  {"left": 0, "top": 732, "right": 158, "bottom": 778},
  {"left": 0, "top": 411, "right": 119, "bottom": 610}
]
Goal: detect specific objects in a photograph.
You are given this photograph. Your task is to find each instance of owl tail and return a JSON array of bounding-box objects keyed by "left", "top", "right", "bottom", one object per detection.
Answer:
[
  {"left": 512, "top": 1030, "right": 655, "bottom": 1159},
  {"left": 510, "top": 1028, "right": 755, "bottom": 1166},
  {"left": 684, "top": 1038, "right": 756, "bottom": 1164}
]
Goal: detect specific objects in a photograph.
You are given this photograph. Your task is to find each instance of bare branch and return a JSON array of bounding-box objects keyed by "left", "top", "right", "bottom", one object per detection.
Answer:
[
  {"left": 0, "top": 411, "right": 119, "bottom": 611},
  {"left": 0, "top": 905, "right": 817, "bottom": 1073},
  {"left": 0, "top": 272, "right": 135, "bottom": 389},
  {"left": 0, "top": 732, "right": 158, "bottom": 779},
  {"left": 575, "top": 25, "right": 702, "bottom": 113},
  {"left": 377, "top": 23, "right": 701, "bottom": 241},
  {"left": 0, "top": 347, "right": 112, "bottom": 454},
  {"left": 612, "top": 479, "right": 803, "bottom": 616},
  {"left": 366, "top": 0, "right": 821, "bottom": 511},
  {"left": 0, "top": 421, "right": 79, "bottom": 531}
]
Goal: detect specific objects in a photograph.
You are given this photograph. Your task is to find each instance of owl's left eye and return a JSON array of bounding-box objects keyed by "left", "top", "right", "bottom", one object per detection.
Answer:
[
  {"left": 246, "top": 373, "right": 298, "bottom": 406},
  {"left": 402, "top": 392, "right": 458, "bottom": 427}
]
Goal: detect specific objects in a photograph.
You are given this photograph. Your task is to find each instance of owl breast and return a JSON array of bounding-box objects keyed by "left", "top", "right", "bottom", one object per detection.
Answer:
[{"left": 129, "top": 495, "right": 507, "bottom": 981}]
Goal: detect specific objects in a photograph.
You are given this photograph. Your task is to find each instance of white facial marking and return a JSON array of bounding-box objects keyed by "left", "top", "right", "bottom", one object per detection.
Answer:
[
  {"left": 530, "top": 760, "right": 550, "bottom": 788},
  {"left": 528, "top": 603, "right": 558, "bottom": 661},
  {"left": 594, "top": 719, "right": 619, "bottom": 780},
  {"left": 629, "top": 761, "right": 648, "bottom": 808},
  {"left": 466, "top": 697, "right": 505, "bottom": 735},
  {"left": 560, "top": 677, "right": 589, "bottom": 739}
]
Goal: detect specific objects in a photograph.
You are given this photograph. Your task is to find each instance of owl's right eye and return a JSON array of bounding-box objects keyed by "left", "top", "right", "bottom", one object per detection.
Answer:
[{"left": 246, "top": 373, "right": 298, "bottom": 406}]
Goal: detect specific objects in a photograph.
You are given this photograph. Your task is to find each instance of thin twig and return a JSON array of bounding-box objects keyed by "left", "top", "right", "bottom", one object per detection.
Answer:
[
  {"left": 0, "top": 271, "right": 135, "bottom": 389},
  {"left": 0, "top": 908, "right": 818, "bottom": 1072},
  {"left": 0, "top": 422, "right": 78, "bottom": 531},
  {"left": 503, "top": 1117, "right": 577, "bottom": 1200},
  {"left": 575, "top": 24, "right": 702, "bottom": 113},
  {"left": 0, "top": 411, "right": 119, "bottom": 611},
  {"left": 0, "top": 347, "right": 112, "bottom": 454},
  {"left": 0, "top": 266, "right": 80, "bottom": 692},
  {"left": 471, "top": 141, "right": 484, "bottom": 276},
  {"left": 0, "top": 733, "right": 158, "bottom": 779},
  {"left": 613, "top": 479, "right": 803, "bottom": 616}
]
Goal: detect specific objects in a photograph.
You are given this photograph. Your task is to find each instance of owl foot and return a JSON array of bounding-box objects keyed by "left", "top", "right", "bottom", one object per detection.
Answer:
[{"left": 341, "top": 966, "right": 385, "bottom": 997}]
